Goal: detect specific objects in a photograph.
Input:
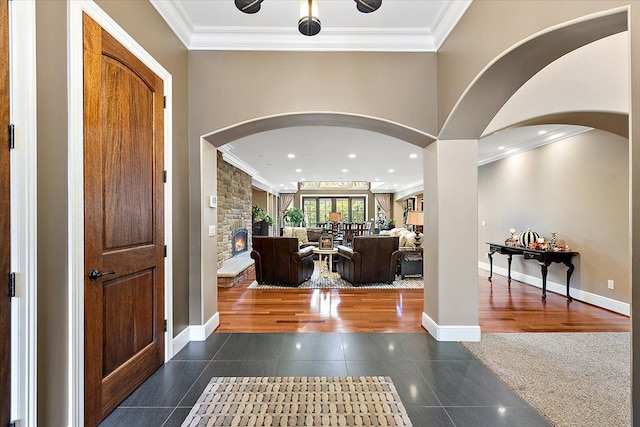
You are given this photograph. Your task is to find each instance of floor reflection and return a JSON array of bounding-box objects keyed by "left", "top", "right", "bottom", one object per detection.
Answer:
[{"left": 309, "top": 289, "right": 342, "bottom": 319}]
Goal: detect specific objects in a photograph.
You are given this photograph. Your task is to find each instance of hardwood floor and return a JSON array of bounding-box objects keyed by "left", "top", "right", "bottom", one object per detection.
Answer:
[{"left": 217, "top": 270, "right": 630, "bottom": 333}]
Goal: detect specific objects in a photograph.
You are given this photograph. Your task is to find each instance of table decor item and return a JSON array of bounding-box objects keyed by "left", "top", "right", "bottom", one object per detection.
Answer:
[{"left": 519, "top": 228, "right": 539, "bottom": 248}]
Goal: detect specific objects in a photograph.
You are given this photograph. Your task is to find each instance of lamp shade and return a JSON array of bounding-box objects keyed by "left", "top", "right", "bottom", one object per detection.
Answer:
[
  {"left": 329, "top": 212, "right": 342, "bottom": 222},
  {"left": 406, "top": 211, "right": 423, "bottom": 226}
]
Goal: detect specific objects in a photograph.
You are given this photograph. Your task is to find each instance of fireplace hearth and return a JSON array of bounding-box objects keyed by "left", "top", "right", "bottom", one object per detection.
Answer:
[{"left": 231, "top": 227, "right": 248, "bottom": 256}]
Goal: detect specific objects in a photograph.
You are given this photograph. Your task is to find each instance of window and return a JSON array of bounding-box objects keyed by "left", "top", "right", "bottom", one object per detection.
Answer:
[
  {"left": 303, "top": 199, "right": 317, "bottom": 226},
  {"left": 318, "top": 198, "right": 332, "bottom": 224},
  {"left": 302, "top": 196, "right": 367, "bottom": 224}
]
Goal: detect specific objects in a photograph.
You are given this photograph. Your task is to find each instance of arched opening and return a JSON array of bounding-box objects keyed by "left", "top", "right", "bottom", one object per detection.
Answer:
[{"left": 193, "top": 112, "right": 435, "bottom": 331}]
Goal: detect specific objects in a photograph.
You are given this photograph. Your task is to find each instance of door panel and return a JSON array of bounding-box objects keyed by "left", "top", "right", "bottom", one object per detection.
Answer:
[
  {"left": 0, "top": 1, "right": 10, "bottom": 425},
  {"left": 83, "top": 14, "right": 164, "bottom": 426}
]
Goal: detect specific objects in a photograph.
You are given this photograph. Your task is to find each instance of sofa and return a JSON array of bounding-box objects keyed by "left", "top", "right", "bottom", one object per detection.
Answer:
[
  {"left": 251, "top": 236, "right": 315, "bottom": 286},
  {"left": 281, "top": 226, "right": 325, "bottom": 249},
  {"left": 336, "top": 236, "right": 401, "bottom": 285},
  {"left": 379, "top": 227, "right": 422, "bottom": 249}
]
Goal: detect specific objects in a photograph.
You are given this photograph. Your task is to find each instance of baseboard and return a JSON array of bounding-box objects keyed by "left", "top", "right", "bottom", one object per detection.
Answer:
[
  {"left": 422, "top": 313, "right": 481, "bottom": 342},
  {"left": 190, "top": 312, "right": 220, "bottom": 341},
  {"left": 478, "top": 262, "right": 630, "bottom": 316},
  {"left": 172, "top": 325, "right": 191, "bottom": 357}
]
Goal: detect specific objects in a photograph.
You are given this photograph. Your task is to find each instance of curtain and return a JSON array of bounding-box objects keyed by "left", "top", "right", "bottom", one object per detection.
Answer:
[
  {"left": 375, "top": 193, "right": 392, "bottom": 214},
  {"left": 279, "top": 193, "right": 295, "bottom": 226}
]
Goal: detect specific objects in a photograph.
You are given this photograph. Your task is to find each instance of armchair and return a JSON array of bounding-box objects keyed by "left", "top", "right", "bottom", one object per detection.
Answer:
[
  {"left": 336, "top": 236, "right": 400, "bottom": 285},
  {"left": 251, "top": 236, "right": 315, "bottom": 286}
]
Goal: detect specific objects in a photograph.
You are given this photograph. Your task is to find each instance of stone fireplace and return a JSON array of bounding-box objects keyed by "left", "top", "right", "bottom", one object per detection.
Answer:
[{"left": 231, "top": 227, "right": 248, "bottom": 256}]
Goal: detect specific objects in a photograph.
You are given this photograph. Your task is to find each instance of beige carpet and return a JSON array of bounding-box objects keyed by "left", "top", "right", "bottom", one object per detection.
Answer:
[
  {"left": 462, "top": 333, "right": 630, "bottom": 427},
  {"left": 181, "top": 376, "right": 412, "bottom": 426}
]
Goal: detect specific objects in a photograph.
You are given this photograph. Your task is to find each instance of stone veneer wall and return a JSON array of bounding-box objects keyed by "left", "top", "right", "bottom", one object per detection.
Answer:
[{"left": 217, "top": 151, "right": 252, "bottom": 269}]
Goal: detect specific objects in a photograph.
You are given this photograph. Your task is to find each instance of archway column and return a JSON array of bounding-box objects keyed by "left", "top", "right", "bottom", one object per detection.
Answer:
[{"left": 422, "top": 139, "right": 480, "bottom": 341}]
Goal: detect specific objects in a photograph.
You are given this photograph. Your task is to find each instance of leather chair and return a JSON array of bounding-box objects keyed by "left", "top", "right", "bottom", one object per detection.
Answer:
[
  {"left": 251, "top": 236, "right": 315, "bottom": 286},
  {"left": 336, "top": 236, "right": 401, "bottom": 285}
]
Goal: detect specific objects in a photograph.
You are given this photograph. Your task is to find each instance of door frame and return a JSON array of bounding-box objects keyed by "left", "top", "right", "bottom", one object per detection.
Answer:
[
  {"left": 9, "top": 0, "right": 37, "bottom": 425},
  {"left": 68, "top": 1, "right": 174, "bottom": 425}
]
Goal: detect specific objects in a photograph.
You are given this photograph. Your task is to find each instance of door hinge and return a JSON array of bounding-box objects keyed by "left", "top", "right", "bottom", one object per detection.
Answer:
[
  {"left": 8, "top": 124, "right": 15, "bottom": 150},
  {"left": 9, "top": 272, "right": 16, "bottom": 298},
  {"left": 163, "top": 170, "right": 167, "bottom": 183},
  {"left": 164, "top": 245, "right": 167, "bottom": 257},
  {"left": 9, "top": 421, "right": 16, "bottom": 427},
  {"left": 163, "top": 96, "right": 166, "bottom": 109},
  {"left": 163, "top": 319, "right": 167, "bottom": 332}
]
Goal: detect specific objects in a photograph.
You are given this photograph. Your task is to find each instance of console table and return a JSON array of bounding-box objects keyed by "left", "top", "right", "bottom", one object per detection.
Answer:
[{"left": 486, "top": 243, "right": 579, "bottom": 300}]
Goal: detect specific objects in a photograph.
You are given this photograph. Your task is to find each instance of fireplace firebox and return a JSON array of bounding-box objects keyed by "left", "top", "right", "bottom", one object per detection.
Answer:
[{"left": 231, "top": 227, "right": 248, "bottom": 256}]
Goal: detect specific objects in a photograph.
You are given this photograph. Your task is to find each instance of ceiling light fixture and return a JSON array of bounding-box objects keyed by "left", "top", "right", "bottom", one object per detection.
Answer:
[
  {"left": 295, "top": 168, "right": 302, "bottom": 172},
  {"left": 342, "top": 169, "right": 348, "bottom": 173},
  {"left": 287, "top": 153, "right": 295, "bottom": 158},
  {"left": 299, "top": 0, "right": 321, "bottom": 36},
  {"left": 348, "top": 154, "right": 356, "bottom": 158},
  {"left": 538, "top": 130, "right": 548, "bottom": 135},
  {"left": 388, "top": 169, "right": 394, "bottom": 173},
  {"left": 409, "top": 153, "right": 417, "bottom": 159},
  {"left": 235, "top": 0, "right": 382, "bottom": 36},
  {"left": 498, "top": 146, "right": 505, "bottom": 150}
]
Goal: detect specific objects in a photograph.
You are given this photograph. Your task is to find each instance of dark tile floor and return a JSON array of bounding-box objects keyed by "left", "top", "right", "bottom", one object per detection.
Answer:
[{"left": 99, "top": 332, "right": 551, "bottom": 427}]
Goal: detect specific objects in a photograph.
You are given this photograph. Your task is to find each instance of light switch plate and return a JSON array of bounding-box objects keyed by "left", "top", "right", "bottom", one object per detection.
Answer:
[
  {"left": 208, "top": 225, "right": 216, "bottom": 236},
  {"left": 209, "top": 195, "right": 217, "bottom": 208}
]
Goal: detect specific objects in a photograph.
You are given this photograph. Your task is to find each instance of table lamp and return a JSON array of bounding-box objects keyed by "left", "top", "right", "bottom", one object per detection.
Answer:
[{"left": 406, "top": 210, "right": 424, "bottom": 249}]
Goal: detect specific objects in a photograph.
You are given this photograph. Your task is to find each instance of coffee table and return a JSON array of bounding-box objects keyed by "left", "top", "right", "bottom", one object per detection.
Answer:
[{"left": 312, "top": 248, "right": 338, "bottom": 284}]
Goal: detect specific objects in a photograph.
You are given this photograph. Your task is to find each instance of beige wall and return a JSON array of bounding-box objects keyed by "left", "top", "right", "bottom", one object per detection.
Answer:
[
  {"left": 437, "top": 0, "right": 630, "bottom": 132},
  {"left": 188, "top": 51, "right": 437, "bottom": 140},
  {"left": 36, "top": 2, "right": 68, "bottom": 424},
  {"left": 35, "top": 1, "right": 188, "bottom": 424},
  {"left": 252, "top": 189, "right": 268, "bottom": 210},
  {"left": 629, "top": 4, "right": 640, "bottom": 423},
  {"left": 478, "top": 130, "right": 630, "bottom": 302}
]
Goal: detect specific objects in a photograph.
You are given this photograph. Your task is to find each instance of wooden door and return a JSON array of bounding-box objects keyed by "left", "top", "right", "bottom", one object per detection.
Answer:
[
  {"left": 0, "top": 1, "right": 10, "bottom": 425},
  {"left": 83, "top": 14, "right": 165, "bottom": 426}
]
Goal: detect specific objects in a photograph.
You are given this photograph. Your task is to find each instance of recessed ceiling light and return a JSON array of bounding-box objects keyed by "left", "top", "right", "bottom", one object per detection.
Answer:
[
  {"left": 394, "top": 184, "right": 398, "bottom": 187},
  {"left": 498, "top": 146, "right": 505, "bottom": 150},
  {"left": 409, "top": 154, "right": 418, "bottom": 159},
  {"left": 388, "top": 169, "right": 394, "bottom": 173},
  {"left": 374, "top": 178, "right": 380, "bottom": 181},
  {"left": 348, "top": 154, "right": 356, "bottom": 158},
  {"left": 342, "top": 169, "right": 348, "bottom": 173},
  {"left": 538, "top": 130, "right": 547, "bottom": 135},
  {"left": 295, "top": 168, "right": 302, "bottom": 173},
  {"left": 279, "top": 184, "right": 284, "bottom": 187},
  {"left": 287, "top": 153, "right": 295, "bottom": 158}
]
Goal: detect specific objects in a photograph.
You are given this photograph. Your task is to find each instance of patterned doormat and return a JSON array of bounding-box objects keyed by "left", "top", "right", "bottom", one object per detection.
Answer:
[
  {"left": 181, "top": 376, "right": 413, "bottom": 426},
  {"left": 249, "top": 262, "right": 423, "bottom": 290}
]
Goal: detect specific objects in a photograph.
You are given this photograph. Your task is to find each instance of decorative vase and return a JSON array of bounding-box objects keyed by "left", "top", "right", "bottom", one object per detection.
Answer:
[{"left": 519, "top": 228, "right": 539, "bottom": 248}]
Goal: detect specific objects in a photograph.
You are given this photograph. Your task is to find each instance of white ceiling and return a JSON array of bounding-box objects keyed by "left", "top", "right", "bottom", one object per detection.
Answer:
[
  {"left": 150, "top": 0, "right": 472, "bottom": 51},
  {"left": 220, "top": 126, "right": 424, "bottom": 192}
]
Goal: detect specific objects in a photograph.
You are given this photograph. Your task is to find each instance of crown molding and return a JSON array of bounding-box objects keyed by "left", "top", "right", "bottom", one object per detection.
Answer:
[
  {"left": 189, "top": 27, "right": 436, "bottom": 52},
  {"left": 151, "top": 0, "right": 471, "bottom": 52},
  {"left": 149, "top": 0, "right": 193, "bottom": 48},
  {"left": 431, "top": 0, "right": 472, "bottom": 47},
  {"left": 220, "top": 147, "right": 280, "bottom": 194}
]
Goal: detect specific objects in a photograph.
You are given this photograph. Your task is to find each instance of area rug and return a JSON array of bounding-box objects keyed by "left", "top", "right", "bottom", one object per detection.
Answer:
[
  {"left": 249, "top": 262, "right": 423, "bottom": 290},
  {"left": 462, "top": 333, "right": 630, "bottom": 427},
  {"left": 181, "top": 376, "right": 412, "bottom": 427}
]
